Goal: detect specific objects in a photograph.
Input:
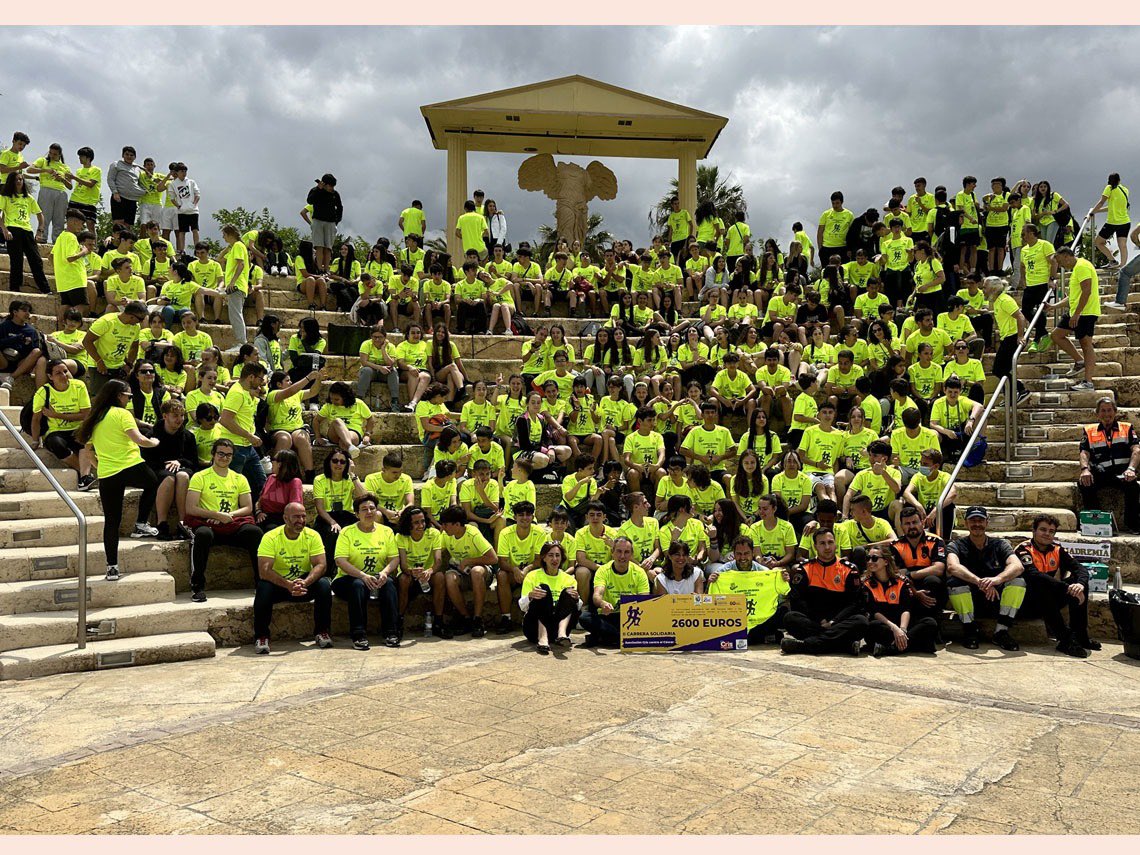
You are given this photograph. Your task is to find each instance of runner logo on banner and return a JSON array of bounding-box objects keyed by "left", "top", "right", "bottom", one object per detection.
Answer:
[
  {"left": 707, "top": 569, "right": 790, "bottom": 630},
  {"left": 619, "top": 594, "right": 748, "bottom": 652}
]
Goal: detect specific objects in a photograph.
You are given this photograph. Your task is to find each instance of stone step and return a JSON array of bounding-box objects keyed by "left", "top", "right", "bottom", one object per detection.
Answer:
[
  {"left": 954, "top": 505, "right": 1077, "bottom": 531},
  {"left": 0, "top": 598, "right": 217, "bottom": 652},
  {"left": 954, "top": 481, "right": 1079, "bottom": 508},
  {"left": 0, "top": 467, "right": 78, "bottom": 493},
  {"left": 983, "top": 424, "right": 1084, "bottom": 443},
  {"left": 0, "top": 539, "right": 185, "bottom": 584},
  {"left": 0, "top": 630, "right": 215, "bottom": 681},
  {"left": 0, "top": 571, "right": 174, "bottom": 615},
  {"left": 984, "top": 530, "right": 1139, "bottom": 576},
  {"left": 0, "top": 489, "right": 131, "bottom": 521},
  {"left": 0, "top": 515, "right": 107, "bottom": 549},
  {"left": 956, "top": 460, "right": 1081, "bottom": 481}
]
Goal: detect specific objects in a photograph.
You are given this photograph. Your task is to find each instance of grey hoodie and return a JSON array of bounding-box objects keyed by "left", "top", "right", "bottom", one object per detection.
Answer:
[{"left": 107, "top": 159, "right": 145, "bottom": 201}]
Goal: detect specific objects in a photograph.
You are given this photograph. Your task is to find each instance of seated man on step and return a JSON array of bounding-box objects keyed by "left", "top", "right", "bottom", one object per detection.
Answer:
[
  {"left": 1078, "top": 397, "right": 1140, "bottom": 534},
  {"left": 945, "top": 506, "right": 1026, "bottom": 651}
]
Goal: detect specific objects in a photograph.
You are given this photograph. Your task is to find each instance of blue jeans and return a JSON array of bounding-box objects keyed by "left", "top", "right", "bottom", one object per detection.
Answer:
[
  {"left": 1116, "top": 255, "right": 1140, "bottom": 303},
  {"left": 231, "top": 443, "right": 267, "bottom": 502}
]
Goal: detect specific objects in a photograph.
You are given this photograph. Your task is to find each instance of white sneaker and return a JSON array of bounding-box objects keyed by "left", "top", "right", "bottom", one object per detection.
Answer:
[
  {"left": 255, "top": 637, "right": 270, "bottom": 654},
  {"left": 348, "top": 444, "right": 361, "bottom": 459},
  {"left": 315, "top": 632, "right": 333, "bottom": 649},
  {"left": 1103, "top": 300, "right": 1127, "bottom": 311},
  {"left": 131, "top": 522, "right": 159, "bottom": 538}
]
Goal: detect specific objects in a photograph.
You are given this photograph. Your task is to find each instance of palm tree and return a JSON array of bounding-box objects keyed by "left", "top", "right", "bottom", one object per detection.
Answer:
[
  {"left": 424, "top": 235, "right": 449, "bottom": 255},
  {"left": 647, "top": 164, "right": 748, "bottom": 236},
  {"left": 535, "top": 213, "right": 614, "bottom": 265}
]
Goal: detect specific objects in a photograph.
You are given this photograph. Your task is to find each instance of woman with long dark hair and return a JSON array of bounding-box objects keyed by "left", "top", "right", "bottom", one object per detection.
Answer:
[
  {"left": 313, "top": 449, "right": 365, "bottom": 566},
  {"left": 0, "top": 172, "right": 50, "bottom": 294},
  {"left": 76, "top": 380, "right": 161, "bottom": 580},
  {"left": 128, "top": 360, "right": 168, "bottom": 434},
  {"left": 287, "top": 317, "right": 326, "bottom": 383},
  {"left": 582, "top": 327, "right": 612, "bottom": 399},
  {"left": 429, "top": 325, "right": 467, "bottom": 403},
  {"left": 256, "top": 449, "right": 304, "bottom": 532},
  {"left": 328, "top": 240, "right": 361, "bottom": 312},
  {"left": 518, "top": 541, "right": 579, "bottom": 654},
  {"left": 333, "top": 493, "right": 401, "bottom": 650},
  {"left": 294, "top": 239, "right": 329, "bottom": 310}
]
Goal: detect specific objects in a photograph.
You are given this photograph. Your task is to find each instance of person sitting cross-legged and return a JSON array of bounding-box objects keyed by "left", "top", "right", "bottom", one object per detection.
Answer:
[
  {"left": 780, "top": 528, "right": 869, "bottom": 656},
  {"left": 518, "top": 541, "right": 581, "bottom": 655},
  {"left": 862, "top": 545, "right": 939, "bottom": 656}
]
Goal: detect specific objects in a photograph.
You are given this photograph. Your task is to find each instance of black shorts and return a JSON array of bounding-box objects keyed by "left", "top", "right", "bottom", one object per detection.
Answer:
[
  {"left": 156, "top": 465, "right": 194, "bottom": 482},
  {"left": 958, "top": 229, "right": 981, "bottom": 248},
  {"left": 43, "top": 430, "right": 82, "bottom": 460},
  {"left": 396, "top": 301, "right": 415, "bottom": 316},
  {"left": 70, "top": 202, "right": 97, "bottom": 222},
  {"left": 984, "top": 226, "right": 1010, "bottom": 247},
  {"left": 177, "top": 213, "right": 200, "bottom": 232},
  {"left": 59, "top": 288, "right": 89, "bottom": 307},
  {"left": 110, "top": 196, "right": 138, "bottom": 223},
  {"left": 670, "top": 239, "right": 688, "bottom": 261},
  {"left": 1059, "top": 312, "right": 1098, "bottom": 340},
  {"left": 1100, "top": 222, "right": 1130, "bottom": 240}
]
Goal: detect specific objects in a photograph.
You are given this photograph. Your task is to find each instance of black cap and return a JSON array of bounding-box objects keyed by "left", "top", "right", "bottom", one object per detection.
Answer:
[
  {"left": 964, "top": 506, "right": 989, "bottom": 520},
  {"left": 318, "top": 173, "right": 337, "bottom": 186}
]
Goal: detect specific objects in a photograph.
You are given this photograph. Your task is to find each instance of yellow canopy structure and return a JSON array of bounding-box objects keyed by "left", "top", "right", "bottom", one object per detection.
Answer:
[{"left": 421, "top": 75, "right": 728, "bottom": 256}]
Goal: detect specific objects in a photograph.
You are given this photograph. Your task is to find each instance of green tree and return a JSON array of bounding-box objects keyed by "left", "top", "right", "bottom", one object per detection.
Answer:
[
  {"left": 211, "top": 206, "right": 302, "bottom": 258},
  {"left": 535, "top": 213, "right": 613, "bottom": 265},
  {"left": 424, "top": 236, "right": 449, "bottom": 255},
  {"left": 647, "top": 164, "right": 748, "bottom": 237}
]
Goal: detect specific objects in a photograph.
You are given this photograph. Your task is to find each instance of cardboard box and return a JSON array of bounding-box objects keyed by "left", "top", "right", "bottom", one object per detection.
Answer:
[
  {"left": 1080, "top": 511, "right": 1115, "bottom": 538},
  {"left": 1088, "top": 562, "right": 1110, "bottom": 594}
]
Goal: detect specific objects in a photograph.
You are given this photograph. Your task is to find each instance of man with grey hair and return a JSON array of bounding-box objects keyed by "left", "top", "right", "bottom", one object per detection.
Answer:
[{"left": 579, "top": 535, "right": 649, "bottom": 648}]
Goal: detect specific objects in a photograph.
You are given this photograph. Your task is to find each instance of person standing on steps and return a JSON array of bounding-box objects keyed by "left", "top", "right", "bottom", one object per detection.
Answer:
[
  {"left": 1048, "top": 246, "right": 1099, "bottom": 391},
  {"left": 1104, "top": 223, "right": 1140, "bottom": 311},
  {"left": 75, "top": 379, "right": 161, "bottom": 582},
  {"left": 1018, "top": 224, "right": 1056, "bottom": 354},
  {"left": 216, "top": 224, "right": 251, "bottom": 345},
  {"left": 1, "top": 172, "right": 50, "bottom": 294},
  {"left": 945, "top": 506, "right": 1027, "bottom": 651},
  {"left": 253, "top": 502, "right": 332, "bottom": 655},
  {"left": 305, "top": 173, "right": 342, "bottom": 272},
  {"left": 982, "top": 277, "right": 1030, "bottom": 405},
  {"left": 1091, "top": 172, "right": 1130, "bottom": 269},
  {"left": 83, "top": 301, "right": 146, "bottom": 398},
  {"left": 106, "top": 146, "right": 146, "bottom": 229},
  {"left": 1078, "top": 397, "right": 1140, "bottom": 535},
  {"left": 218, "top": 362, "right": 269, "bottom": 502}
]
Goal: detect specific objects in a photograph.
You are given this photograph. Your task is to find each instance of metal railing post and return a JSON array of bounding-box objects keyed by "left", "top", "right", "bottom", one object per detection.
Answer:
[
  {"left": 0, "top": 409, "right": 88, "bottom": 649},
  {"left": 937, "top": 376, "right": 1007, "bottom": 540}
]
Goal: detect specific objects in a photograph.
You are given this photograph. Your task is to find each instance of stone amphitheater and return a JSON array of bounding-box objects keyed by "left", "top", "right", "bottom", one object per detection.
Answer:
[{"left": 0, "top": 241, "right": 1136, "bottom": 681}]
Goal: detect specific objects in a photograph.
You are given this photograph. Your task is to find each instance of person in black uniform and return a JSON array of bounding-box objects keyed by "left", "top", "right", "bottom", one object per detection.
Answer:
[
  {"left": 945, "top": 506, "right": 1026, "bottom": 651},
  {"left": 1015, "top": 514, "right": 1102, "bottom": 658},
  {"left": 780, "top": 529, "right": 868, "bottom": 655},
  {"left": 890, "top": 505, "right": 948, "bottom": 620},
  {"left": 862, "top": 546, "right": 939, "bottom": 655}
]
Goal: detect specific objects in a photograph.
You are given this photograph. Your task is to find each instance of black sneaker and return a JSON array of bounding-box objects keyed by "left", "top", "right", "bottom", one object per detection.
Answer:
[
  {"left": 579, "top": 633, "right": 600, "bottom": 648},
  {"left": 156, "top": 522, "right": 173, "bottom": 541},
  {"left": 850, "top": 640, "right": 863, "bottom": 657},
  {"left": 384, "top": 635, "right": 400, "bottom": 648},
  {"left": 353, "top": 637, "right": 371, "bottom": 651},
  {"left": 191, "top": 590, "right": 207, "bottom": 603},
  {"left": 471, "top": 617, "right": 486, "bottom": 638},
  {"left": 1056, "top": 637, "right": 1089, "bottom": 658},
  {"left": 435, "top": 621, "right": 454, "bottom": 640},
  {"left": 993, "top": 630, "right": 1020, "bottom": 651},
  {"left": 104, "top": 566, "right": 120, "bottom": 582},
  {"left": 176, "top": 523, "right": 194, "bottom": 541},
  {"left": 962, "top": 632, "right": 980, "bottom": 650},
  {"left": 76, "top": 474, "right": 97, "bottom": 492},
  {"left": 872, "top": 642, "right": 889, "bottom": 658},
  {"left": 780, "top": 637, "right": 807, "bottom": 655},
  {"left": 495, "top": 615, "right": 512, "bottom": 634},
  {"left": 1076, "top": 636, "right": 1103, "bottom": 651}
]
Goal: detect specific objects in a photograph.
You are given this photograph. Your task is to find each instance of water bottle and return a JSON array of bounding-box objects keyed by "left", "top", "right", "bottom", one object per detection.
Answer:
[
  {"left": 420, "top": 577, "right": 431, "bottom": 594},
  {"left": 423, "top": 612, "right": 433, "bottom": 637}
]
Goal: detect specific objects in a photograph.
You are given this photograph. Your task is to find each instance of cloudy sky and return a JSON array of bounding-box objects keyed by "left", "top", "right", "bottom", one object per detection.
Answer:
[{"left": 6, "top": 26, "right": 1139, "bottom": 249}]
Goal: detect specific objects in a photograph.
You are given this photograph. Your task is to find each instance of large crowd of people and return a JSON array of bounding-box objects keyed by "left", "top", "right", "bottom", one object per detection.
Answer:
[{"left": 0, "top": 128, "right": 1131, "bottom": 659}]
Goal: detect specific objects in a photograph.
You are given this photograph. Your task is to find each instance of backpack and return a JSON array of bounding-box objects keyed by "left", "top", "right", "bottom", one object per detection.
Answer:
[
  {"left": 19, "top": 384, "right": 48, "bottom": 435},
  {"left": 510, "top": 312, "right": 533, "bottom": 337},
  {"left": 959, "top": 431, "right": 988, "bottom": 468}
]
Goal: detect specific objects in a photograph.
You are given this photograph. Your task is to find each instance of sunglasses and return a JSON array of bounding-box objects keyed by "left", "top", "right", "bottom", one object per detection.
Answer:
[
  {"left": 867, "top": 554, "right": 884, "bottom": 562},
  {"left": 138, "top": 369, "right": 155, "bottom": 375}
]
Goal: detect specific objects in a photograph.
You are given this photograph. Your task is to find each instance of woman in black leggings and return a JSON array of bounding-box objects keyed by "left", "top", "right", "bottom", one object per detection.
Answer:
[{"left": 76, "top": 379, "right": 160, "bottom": 581}]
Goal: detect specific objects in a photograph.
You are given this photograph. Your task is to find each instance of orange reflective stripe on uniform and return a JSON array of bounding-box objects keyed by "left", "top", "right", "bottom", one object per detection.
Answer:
[{"left": 1084, "top": 421, "right": 1134, "bottom": 474}]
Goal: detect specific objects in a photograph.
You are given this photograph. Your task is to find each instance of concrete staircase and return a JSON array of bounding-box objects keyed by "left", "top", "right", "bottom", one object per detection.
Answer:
[{"left": 0, "top": 247, "right": 1138, "bottom": 678}]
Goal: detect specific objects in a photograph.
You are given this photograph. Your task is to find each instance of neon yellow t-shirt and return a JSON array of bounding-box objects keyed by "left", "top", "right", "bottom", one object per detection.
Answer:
[
  {"left": 188, "top": 467, "right": 251, "bottom": 514},
  {"left": 258, "top": 526, "right": 324, "bottom": 580},
  {"left": 333, "top": 523, "right": 396, "bottom": 579}
]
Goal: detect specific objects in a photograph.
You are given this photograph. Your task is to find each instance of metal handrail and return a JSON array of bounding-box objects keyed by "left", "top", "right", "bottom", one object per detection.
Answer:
[
  {"left": 1008, "top": 210, "right": 1096, "bottom": 456},
  {"left": 0, "top": 408, "right": 88, "bottom": 649},
  {"left": 936, "top": 375, "right": 1008, "bottom": 541}
]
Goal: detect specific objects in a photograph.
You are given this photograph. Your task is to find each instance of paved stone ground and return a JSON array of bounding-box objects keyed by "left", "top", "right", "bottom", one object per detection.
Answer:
[{"left": 3, "top": 635, "right": 1140, "bottom": 834}]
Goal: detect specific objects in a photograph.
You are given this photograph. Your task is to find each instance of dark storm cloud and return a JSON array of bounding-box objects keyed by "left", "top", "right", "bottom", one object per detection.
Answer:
[{"left": 4, "top": 25, "right": 1138, "bottom": 248}]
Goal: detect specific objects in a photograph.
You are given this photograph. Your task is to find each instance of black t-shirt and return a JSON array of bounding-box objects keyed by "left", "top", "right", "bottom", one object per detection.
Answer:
[
  {"left": 947, "top": 535, "right": 1014, "bottom": 579},
  {"left": 797, "top": 303, "right": 829, "bottom": 326}
]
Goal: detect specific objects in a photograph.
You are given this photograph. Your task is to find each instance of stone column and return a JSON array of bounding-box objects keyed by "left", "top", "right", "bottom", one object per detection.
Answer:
[
  {"left": 446, "top": 136, "right": 468, "bottom": 260},
  {"left": 678, "top": 147, "right": 698, "bottom": 218}
]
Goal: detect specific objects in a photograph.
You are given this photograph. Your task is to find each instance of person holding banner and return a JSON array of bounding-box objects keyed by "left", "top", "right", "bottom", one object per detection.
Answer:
[
  {"left": 781, "top": 529, "right": 869, "bottom": 656},
  {"left": 708, "top": 535, "right": 791, "bottom": 646},
  {"left": 655, "top": 541, "right": 704, "bottom": 595},
  {"left": 862, "top": 546, "right": 939, "bottom": 656},
  {"left": 518, "top": 542, "right": 580, "bottom": 655},
  {"left": 579, "top": 537, "right": 649, "bottom": 648}
]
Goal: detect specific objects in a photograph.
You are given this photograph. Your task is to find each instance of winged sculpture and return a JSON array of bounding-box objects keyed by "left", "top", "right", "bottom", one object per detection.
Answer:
[{"left": 517, "top": 154, "right": 618, "bottom": 247}]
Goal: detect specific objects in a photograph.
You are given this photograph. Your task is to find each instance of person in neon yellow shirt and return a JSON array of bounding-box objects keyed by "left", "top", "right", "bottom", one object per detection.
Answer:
[
  {"left": 1092, "top": 172, "right": 1132, "bottom": 268},
  {"left": 332, "top": 494, "right": 399, "bottom": 650},
  {"left": 454, "top": 199, "right": 489, "bottom": 259},
  {"left": 579, "top": 536, "right": 649, "bottom": 648},
  {"left": 76, "top": 379, "right": 162, "bottom": 580},
  {"left": 817, "top": 190, "right": 854, "bottom": 261},
  {"left": 398, "top": 199, "right": 426, "bottom": 239},
  {"left": 217, "top": 224, "right": 251, "bottom": 344},
  {"left": 1050, "top": 247, "right": 1100, "bottom": 391},
  {"left": 438, "top": 505, "right": 499, "bottom": 639},
  {"left": 665, "top": 196, "right": 694, "bottom": 262},
  {"left": 518, "top": 540, "right": 580, "bottom": 654},
  {"left": 253, "top": 502, "right": 331, "bottom": 654}
]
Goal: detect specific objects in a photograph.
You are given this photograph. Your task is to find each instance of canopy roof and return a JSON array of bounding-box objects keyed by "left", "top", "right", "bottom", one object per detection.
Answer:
[{"left": 421, "top": 75, "right": 727, "bottom": 159}]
